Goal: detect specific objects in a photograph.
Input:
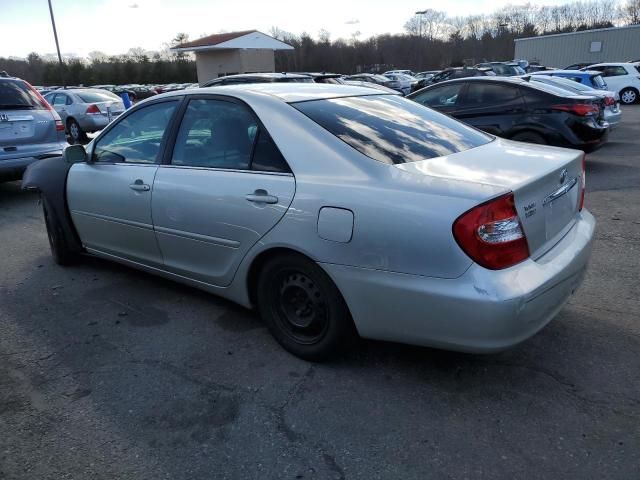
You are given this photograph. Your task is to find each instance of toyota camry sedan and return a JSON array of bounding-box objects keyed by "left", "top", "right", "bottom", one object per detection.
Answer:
[{"left": 22, "top": 84, "right": 595, "bottom": 360}]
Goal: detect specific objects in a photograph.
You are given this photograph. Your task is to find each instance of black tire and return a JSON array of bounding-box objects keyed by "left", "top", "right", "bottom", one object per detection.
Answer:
[
  {"left": 256, "top": 253, "right": 357, "bottom": 361},
  {"left": 619, "top": 87, "right": 638, "bottom": 105},
  {"left": 67, "top": 119, "right": 87, "bottom": 143},
  {"left": 42, "top": 198, "right": 76, "bottom": 266},
  {"left": 511, "top": 131, "right": 547, "bottom": 145}
]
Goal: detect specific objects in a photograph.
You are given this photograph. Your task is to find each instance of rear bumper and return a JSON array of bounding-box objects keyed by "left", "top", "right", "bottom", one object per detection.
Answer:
[
  {"left": 0, "top": 149, "right": 65, "bottom": 180},
  {"left": 321, "top": 210, "right": 595, "bottom": 353},
  {"left": 78, "top": 115, "right": 111, "bottom": 132}
]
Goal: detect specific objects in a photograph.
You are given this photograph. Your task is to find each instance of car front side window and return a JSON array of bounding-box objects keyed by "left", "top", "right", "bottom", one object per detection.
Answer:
[
  {"left": 413, "top": 83, "right": 463, "bottom": 108},
  {"left": 92, "top": 101, "right": 177, "bottom": 164}
]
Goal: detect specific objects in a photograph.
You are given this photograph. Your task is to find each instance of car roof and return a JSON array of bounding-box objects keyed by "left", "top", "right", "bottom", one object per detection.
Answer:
[
  {"left": 212, "top": 73, "right": 311, "bottom": 80},
  {"left": 535, "top": 70, "right": 596, "bottom": 75},
  {"left": 587, "top": 62, "right": 633, "bottom": 66},
  {"left": 422, "top": 76, "right": 592, "bottom": 97},
  {"left": 160, "top": 83, "right": 390, "bottom": 103}
]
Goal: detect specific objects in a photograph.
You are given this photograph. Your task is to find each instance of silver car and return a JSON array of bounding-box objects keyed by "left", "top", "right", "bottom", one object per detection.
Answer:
[
  {"left": 22, "top": 84, "right": 595, "bottom": 360},
  {"left": 0, "top": 75, "right": 67, "bottom": 182},
  {"left": 528, "top": 74, "right": 622, "bottom": 128},
  {"left": 44, "top": 89, "right": 125, "bottom": 143}
]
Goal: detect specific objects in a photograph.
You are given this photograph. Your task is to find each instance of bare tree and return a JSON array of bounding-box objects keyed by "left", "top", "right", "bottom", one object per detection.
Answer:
[{"left": 621, "top": 0, "right": 640, "bottom": 23}]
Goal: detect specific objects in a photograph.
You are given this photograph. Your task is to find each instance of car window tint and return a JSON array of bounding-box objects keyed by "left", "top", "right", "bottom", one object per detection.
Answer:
[
  {"left": 53, "top": 94, "right": 67, "bottom": 106},
  {"left": 460, "top": 82, "right": 521, "bottom": 107},
  {"left": 521, "top": 87, "right": 549, "bottom": 105},
  {"left": 412, "top": 83, "right": 463, "bottom": 108},
  {"left": 172, "top": 99, "right": 257, "bottom": 169},
  {"left": 93, "top": 101, "right": 177, "bottom": 164},
  {"left": 0, "top": 79, "right": 45, "bottom": 109},
  {"left": 293, "top": 95, "right": 491, "bottom": 164},
  {"left": 603, "top": 66, "right": 627, "bottom": 77},
  {"left": 251, "top": 130, "right": 291, "bottom": 173}
]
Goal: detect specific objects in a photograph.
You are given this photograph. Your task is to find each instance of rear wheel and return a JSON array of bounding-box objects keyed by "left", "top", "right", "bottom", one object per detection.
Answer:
[
  {"left": 511, "top": 131, "right": 547, "bottom": 145},
  {"left": 42, "top": 198, "right": 76, "bottom": 266},
  {"left": 619, "top": 88, "right": 638, "bottom": 105},
  {"left": 67, "top": 119, "right": 87, "bottom": 143},
  {"left": 256, "top": 253, "right": 357, "bottom": 361}
]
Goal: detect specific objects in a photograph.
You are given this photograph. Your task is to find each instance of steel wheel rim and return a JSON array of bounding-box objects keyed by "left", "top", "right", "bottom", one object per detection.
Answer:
[{"left": 271, "top": 269, "right": 329, "bottom": 345}]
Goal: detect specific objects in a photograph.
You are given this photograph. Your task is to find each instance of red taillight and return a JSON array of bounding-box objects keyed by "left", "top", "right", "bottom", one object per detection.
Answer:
[
  {"left": 55, "top": 119, "right": 64, "bottom": 131},
  {"left": 552, "top": 103, "right": 599, "bottom": 116},
  {"left": 604, "top": 96, "right": 615, "bottom": 106},
  {"left": 579, "top": 154, "right": 586, "bottom": 211},
  {"left": 86, "top": 104, "right": 101, "bottom": 114},
  {"left": 25, "top": 81, "right": 52, "bottom": 110},
  {"left": 453, "top": 192, "right": 530, "bottom": 270}
]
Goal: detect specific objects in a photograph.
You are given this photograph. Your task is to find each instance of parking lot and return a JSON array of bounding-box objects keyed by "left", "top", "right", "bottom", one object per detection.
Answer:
[{"left": 0, "top": 106, "right": 639, "bottom": 479}]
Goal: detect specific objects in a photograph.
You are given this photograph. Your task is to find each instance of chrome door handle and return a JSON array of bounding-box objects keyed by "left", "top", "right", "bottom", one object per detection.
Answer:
[
  {"left": 246, "top": 190, "right": 278, "bottom": 204},
  {"left": 129, "top": 182, "right": 150, "bottom": 192}
]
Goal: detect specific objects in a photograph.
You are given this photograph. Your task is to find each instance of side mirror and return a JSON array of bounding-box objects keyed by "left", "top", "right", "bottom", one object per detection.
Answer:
[{"left": 63, "top": 144, "right": 87, "bottom": 164}]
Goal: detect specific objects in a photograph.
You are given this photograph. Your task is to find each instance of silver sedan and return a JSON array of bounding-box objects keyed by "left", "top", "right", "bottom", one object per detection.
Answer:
[
  {"left": 23, "top": 84, "right": 595, "bottom": 360},
  {"left": 44, "top": 89, "right": 125, "bottom": 142}
]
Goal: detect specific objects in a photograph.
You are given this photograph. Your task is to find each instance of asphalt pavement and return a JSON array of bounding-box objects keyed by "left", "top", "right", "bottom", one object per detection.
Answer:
[{"left": 1, "top": 107, "right": 639, "bottom": 480}]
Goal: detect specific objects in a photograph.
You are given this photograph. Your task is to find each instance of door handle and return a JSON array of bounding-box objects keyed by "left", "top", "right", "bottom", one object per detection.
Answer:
[
  {"left": 129, "top": 180, "right": 150, "bottom": 192},
  {"left": 246, "top": 189, "right": 278, "bottom": 204}
]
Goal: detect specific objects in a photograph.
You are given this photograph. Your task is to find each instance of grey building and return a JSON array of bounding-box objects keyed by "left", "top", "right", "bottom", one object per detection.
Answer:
[
  {"left": 171, "top": 30, "right": 294, "bottom": 85},
  {"left": 514, "top": 25, "right": 640, "bottom": 68}
]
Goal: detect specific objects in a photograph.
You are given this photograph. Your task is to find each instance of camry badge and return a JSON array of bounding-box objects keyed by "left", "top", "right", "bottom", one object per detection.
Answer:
[{"left": 0, "top": 113, "right": 9, "bottom": 122}]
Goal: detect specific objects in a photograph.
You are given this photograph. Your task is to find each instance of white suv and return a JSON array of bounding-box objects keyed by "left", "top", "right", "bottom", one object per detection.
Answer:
[{"left": 584, "top": 63, "right": 640, "bottom": 104}]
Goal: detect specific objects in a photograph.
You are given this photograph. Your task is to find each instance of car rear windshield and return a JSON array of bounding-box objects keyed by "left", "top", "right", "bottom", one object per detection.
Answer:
[
  {"left": 76, "top": 91, "right": 121, "bottom": 103},
  {"left": 0, "top": 79, "right": 46, "bottom": 109},
  {"left": 279, "top": 77, "right": 314, "bottom": 83},
  {"left": 292, "top": 95, "right": 492, "bottom": 164}
]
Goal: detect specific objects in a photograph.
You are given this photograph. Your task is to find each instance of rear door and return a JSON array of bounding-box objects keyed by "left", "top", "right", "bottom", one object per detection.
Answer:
[
  {"left": 50, "top": 92, "right": 71, "bottom": 124},
  {"left": 67, "top": 99, "right": 180, "bottom": 266},
  {"left": 151, "top": 96, "right": 295, "bottom": 287},
  {"left": 455, "top": 82, "right": 526, "bottom": 136}
]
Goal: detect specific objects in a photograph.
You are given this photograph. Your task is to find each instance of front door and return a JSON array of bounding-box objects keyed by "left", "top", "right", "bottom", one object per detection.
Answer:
[
  {"left": 151, "top": 97, "right": 295, "bottom": 287},
  {"left": 67, "top": 99, "right": 179, "bottom": 266}
]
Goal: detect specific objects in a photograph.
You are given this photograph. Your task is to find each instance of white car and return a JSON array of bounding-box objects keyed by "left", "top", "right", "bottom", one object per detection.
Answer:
[
  {"left": 384, "top": 73, "right": 417, "bottom": 95},
  {"left": 582, "top": 63, "right": 640, "bottom": 104}
]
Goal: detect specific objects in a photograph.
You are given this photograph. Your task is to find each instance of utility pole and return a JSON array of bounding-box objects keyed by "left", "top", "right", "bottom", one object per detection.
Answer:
[
  {"left": 415, "top": 10, "right": 427, "bottom": 38},
  {"left": 47, "top": 0, "right": 66, "bottom": 87}
]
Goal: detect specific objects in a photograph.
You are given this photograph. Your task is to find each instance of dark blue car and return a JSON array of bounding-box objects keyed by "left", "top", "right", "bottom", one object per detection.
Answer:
[{"left": 532, "top": 70, "right": 608, "bottom": 90}]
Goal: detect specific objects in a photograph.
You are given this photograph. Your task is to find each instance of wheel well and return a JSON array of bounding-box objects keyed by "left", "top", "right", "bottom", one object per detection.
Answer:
[
  {"left": 66, "top": 117, "right": 77, "bottom": 127},
  {"left": 246, "top": 247, "right": 315, "bottom": 308}
]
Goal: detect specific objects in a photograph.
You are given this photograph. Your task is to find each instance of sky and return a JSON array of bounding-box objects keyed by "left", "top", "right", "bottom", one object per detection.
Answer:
[{"left": 1, "top": 0, "right": 572, "bottom": 58}]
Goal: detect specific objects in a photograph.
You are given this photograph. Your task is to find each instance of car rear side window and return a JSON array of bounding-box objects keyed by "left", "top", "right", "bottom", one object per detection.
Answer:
[
  {"left": 292, "top": 95, "right": 491, "bottom": 164},
  {"left": 412, "top": 83, "right": 463, "bottom": 108},
  {"left": 459, "top": 82, "right": 522, "bottom": 107},
  {"left": 172, "top": 99, "right": 258, "bottom": 170},
  {"left": 93, "top": 101, "right": 177, "bottom": 164},
  {"left": 0, "top": 79, "right": 46, "bottom": 109},
  {"left": 591, "top": 75, "right": 606, "bottom": 88}
]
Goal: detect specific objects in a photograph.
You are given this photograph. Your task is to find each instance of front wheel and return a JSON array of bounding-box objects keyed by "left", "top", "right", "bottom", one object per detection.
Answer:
[
  {"left": 256, "top": 253, "right": 357, "bottom": 361},
  {"left": 43, "top": 198, "right": 76, "bottom": 266},
  {"left": 619, "top": 88, "right": 638, "bottom": 105}
]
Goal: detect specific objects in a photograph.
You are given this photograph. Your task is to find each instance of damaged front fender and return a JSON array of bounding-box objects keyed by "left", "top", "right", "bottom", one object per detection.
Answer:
[{"left": 22, "top": 156, "right": 83, "bottom": 255}]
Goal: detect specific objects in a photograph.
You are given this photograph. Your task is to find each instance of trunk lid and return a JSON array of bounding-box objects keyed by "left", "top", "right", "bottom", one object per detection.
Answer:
[{"left": 395, "top": 138, "right": 583, "bottom": 259}]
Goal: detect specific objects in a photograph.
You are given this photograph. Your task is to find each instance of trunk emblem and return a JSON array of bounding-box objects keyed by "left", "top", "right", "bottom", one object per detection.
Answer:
[
  {"left": 0, "top": 113, "right": 9, "bottom": 122},
  {"left": 559, "top": 168, "right": 568, "bottom": 185}
]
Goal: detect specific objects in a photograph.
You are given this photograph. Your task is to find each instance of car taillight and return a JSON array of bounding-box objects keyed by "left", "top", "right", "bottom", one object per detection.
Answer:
[
  {"left": 86, "top": 104, "right": 101, "bottom": 114},
  {"left": 453, "top": 192, "right": 530, "bottom": 270},
  {"left": 55, "top": 119, "right": 64, "bottom": 131},
  {"left": 578, "top": 154, "right": 586, "bottom": 211},
  {"left": 25, "top": 81, "right": 52, "bottom": 110},
  {"left": 552, "top": 103, "right": 599, "bottom": 116},
  {"left": 604, "top": 96, "right": 615, "bottom": 106}
]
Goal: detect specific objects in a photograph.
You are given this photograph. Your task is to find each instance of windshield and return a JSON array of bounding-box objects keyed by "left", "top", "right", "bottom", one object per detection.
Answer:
[
  {"left": 76, "top": 90, "right": 121, "bottom": 103},
  {"left": 292, "top": 95, "right": 491, "bottom": 164},
  {"left": 0, "top": 79, "right": 46, "bottom": 109}
]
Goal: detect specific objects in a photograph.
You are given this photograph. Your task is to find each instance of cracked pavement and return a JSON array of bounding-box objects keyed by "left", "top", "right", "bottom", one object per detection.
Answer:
[{"left": 1, "top": 107, "right": 639, "bottom": 479}]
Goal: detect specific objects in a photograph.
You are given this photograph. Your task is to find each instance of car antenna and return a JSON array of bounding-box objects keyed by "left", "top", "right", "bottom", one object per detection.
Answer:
[{"left": 522, "top": 75, "right": 531, "bottom": 82}]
